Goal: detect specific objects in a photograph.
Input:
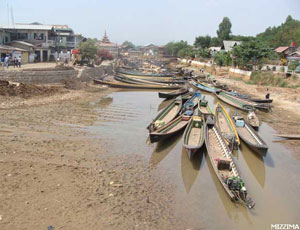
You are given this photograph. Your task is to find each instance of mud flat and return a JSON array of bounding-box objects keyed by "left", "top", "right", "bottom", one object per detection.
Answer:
[{"left": 0, "top": 85, "right": 186, "bottom": 230}]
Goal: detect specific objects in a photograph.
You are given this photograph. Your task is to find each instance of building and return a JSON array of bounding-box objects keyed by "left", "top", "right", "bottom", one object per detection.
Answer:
[
  {"left": 221, "top": 40, "right": 242, "bottom": 52},
  {"left": 6, "top": 41, "right": 35, "bottom": 63},
  {"left": 0, "top": 44, "right": 29, "bottom": 64},
  {"left": 275, "top": 42, "right": 299, "bottom": 58},
  {"left": 208, "top": 46, "right": 222, "bottom": 54},
  {"left": 0, "top": 22, "right": 81, "bottom": 62},
  {"left": 287, "top": 51, "right": 300, "bottom": 61},
  {"left": 97, "top": 31, "right": 119, "bottom": 58}
]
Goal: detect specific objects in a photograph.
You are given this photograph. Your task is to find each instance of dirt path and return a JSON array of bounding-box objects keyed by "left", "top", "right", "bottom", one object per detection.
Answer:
[{"left": 0, "top": 86, "right": 186, "bottom": 230}]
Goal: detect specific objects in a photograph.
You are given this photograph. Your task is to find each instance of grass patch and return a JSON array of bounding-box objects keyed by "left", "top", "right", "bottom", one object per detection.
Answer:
[{"left": 249, "top": 71, "right": 299, "bottom": 88}]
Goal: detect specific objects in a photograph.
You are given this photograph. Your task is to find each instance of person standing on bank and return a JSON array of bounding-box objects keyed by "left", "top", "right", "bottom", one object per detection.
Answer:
[
  {"left": 14, "top": 57, "right": 18, "bottom": 68},
  {"left": 18, "top": 56, "right": 22, "bottom": 68},
  {"left": 4, "top": 56, "right": 9, "bottom": 68}
]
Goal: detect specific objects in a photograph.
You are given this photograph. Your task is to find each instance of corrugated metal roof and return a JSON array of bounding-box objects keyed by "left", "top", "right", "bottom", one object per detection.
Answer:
[
  {"left": 8, "top": 41, "right": 35, "bottom": 47},
  {"left": 275, "top": 47, "right": 289, "bottom": 53},
  {"left": 223, "top": 40, "right": 242, "bottom": 51},
  {"left": 289, "top": 51, "right": 300, "bottom": 56},
  {"left": 0, "top": 44, "right": 27, "bottom": 52},
  {"left": 0, "top": 23, "right": 53, "bottom": 30}
]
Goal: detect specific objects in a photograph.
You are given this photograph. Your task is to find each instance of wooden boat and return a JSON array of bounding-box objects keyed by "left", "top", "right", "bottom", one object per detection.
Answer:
[
  {"left": 247, "top": 111, "right": 260, "bottom": 129},
  {"left": 216, "top": 91, "right": 255, "bottom": 112},
  {"left": 114, "top": 75, "right": 173, "bottom": 86},
  {"left": 223, "top": 92, "right": 272, "bottom": 112},
  {"left": 204, "top": 116, "right": 254, "bottom": 208},
  {"left": 117, "top": 68, "right": 173, "bottom": 77},
  {"left": 158, "top": 87, "right": 189, "bottom": 99},
  {"left": 215, "top": 103, "right": 240, "bottom": 149},
  {"left": 226, "top": 91, "right": 273, "bottom": 104},
  {"left": 232, "top": 115, "right": 268, "bottom": 156},
  {"left": 181, "top": 91, "right": 201, "bottom": 113},
  {"left": 121, "top": 73, "right": 186, "bottom": 84},
  {"left": 149, "top": 111, "right": 193, "bottom": 143},
  {"left": 275, "top": 134, "right": 300, "bottom": 139},
  {"left": 93, "top": 79, "right": 181, "bottom": 90},
  {"left": 189, "top": 80, "right": 220, "bottom": 94},
  {"left": 147, "top": 97, "right": 182, "bottom": 132},
  {"left": 183, "top": 111, "right": 205, "bottom": 159},
  {"left": 250, "top": 98, "right": 273, "bottom": 104},
  {"left": 198, "top": 97, "right": 213, "bottom": 120}
]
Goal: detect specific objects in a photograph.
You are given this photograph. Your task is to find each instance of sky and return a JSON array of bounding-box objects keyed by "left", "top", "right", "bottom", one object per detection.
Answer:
[{"left": 0, "top": 0, "right": 299, "bottom": 45}]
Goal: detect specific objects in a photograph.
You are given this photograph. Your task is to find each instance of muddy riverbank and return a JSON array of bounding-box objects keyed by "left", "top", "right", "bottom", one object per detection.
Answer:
[{"left": 0, "top": 86, "right": 187, "bottom": 230}]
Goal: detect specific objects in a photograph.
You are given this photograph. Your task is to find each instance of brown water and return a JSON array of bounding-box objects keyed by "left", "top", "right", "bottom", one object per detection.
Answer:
[{"left": 88, "top": 90, "right": 300, "bottom": 230}]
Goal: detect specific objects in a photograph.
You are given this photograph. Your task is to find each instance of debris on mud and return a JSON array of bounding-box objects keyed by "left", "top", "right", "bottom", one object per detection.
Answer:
[{"left": 0, "top": 80, "right": 62, "bottom": 98}]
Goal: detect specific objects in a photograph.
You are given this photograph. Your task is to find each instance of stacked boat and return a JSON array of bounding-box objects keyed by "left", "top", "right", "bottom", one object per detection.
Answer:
[{"left": 94, "top": 64, "right": 187, "bottom": 90}]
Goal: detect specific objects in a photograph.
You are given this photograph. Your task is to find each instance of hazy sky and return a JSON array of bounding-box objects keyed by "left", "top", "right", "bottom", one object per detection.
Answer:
[{"left": 0, "top": 0, "right": 299, "bottom": 45}]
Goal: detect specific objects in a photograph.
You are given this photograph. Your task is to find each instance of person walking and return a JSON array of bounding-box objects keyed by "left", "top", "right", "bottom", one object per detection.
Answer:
[
  {"left": 14, "top": 57, "right": 18, "bottom": 68},
  {"left": 0, "top": 56, "right": 4, "bottom": 70},
  {"left": 18, "top": 56, "right": 22, "bottom": 68},
  {"left": 4, "top": 56, "right": 9, "bottom": 68}
]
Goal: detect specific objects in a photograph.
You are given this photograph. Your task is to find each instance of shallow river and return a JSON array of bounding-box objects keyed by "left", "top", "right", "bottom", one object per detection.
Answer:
[{"left": 88, "top": 90, "right": 300, "bottom": 230}]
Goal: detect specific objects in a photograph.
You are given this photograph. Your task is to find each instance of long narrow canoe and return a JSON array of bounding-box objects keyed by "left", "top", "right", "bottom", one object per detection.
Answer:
[
  {"left": 121, "top": 73, "right": 186, "bottom": 84},
  {"left": 117, "top": 68, "right": 173, "bottom": 77},
  {"left": 226, "top": 91, "right": 273, "bottom": 104},
  {"left": 216, "top": 91, "right": 255, "bottom": 112},
  {"left": 114, "top": 75, "right": 171, "bottom": 86},
  {"left": 147, "top": 97, "right": 182, "bottom": 132},
  {"left": 223, "top": 92, "right": 271, "bottom": 112},
  {"left": 183, "top": 111, "right": 205, "bottom": 159},
  {"left": 275, "top": 134, "right": 300, "bottom": 139},
  {"left": 158, "top": 87, "right": 189, "bottom": 99},
  {"left": 94, "top": 79, "right": 181, "bottom": 90},
  {"left": 189, "top": 80, "right": 220, "bottom": 94},
  {"left": 250, "top": 98, "right": 273, "bottom": 104},
  {"left": 150, "top": 112, "right": 192, "bottom": 143},
  {"left": 204, "top": 116, "right": 254, "bottom": 208},
  {"left": 215, "top": 103, "right": 240, "bottom": 149},
  {"left": 198, "top": 97, "right": 213, "bottom": 120},
  {"left": 232, "top": 115, "right": 268, "bottom": 156}
]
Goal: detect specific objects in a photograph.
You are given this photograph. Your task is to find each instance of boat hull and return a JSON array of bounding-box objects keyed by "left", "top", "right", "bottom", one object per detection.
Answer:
[{"left": 94, "top": 79, "right": 181, "bottom": 90}]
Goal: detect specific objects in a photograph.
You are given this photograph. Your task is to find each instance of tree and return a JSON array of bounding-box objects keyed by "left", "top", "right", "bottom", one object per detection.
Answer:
[
  {"left": 78, "top": 39, "right": 97, "bottom": 60},
  {"left": 217, "top": 17, "right": 232, "bottom": 42},
  {"left": 194, "top": 35, "right": 211, "bottom": 48},
  {"left": 232, "top": 39, "right": 275, "bottom": 69},
  {"left": 210, "top": 37, "right": 221, "bottom": 47},
  {"left": 122, "top": 41, "right": 135, "bottom": 48},
  {"left": 164, "top": 41, "right": 190, "bottom": 56},
  {"left": 194, "top": 48, "right": 211, "bottom": 59},
  {"left": 177, "top": 47, "right": 194, "bottom": 58},
  {"left": 213, "top": 52, "right": 225, "bottom": 67},
  {"left": 257, "top": 16, "right": 300, "bottom": 47},
  {"left": 97, "top": 49, "right": 113, "bottom": 60}
]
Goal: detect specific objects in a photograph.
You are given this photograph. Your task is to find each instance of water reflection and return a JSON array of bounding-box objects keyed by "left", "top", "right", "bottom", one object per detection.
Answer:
[
  {"left": 158, "top": 99, "right": 171, "bottom": 111},
  {"left": 181, "top": 148, "right": 203, "bottom": 193},
  {"left": 240, "top": 143, "right": 266, "bottom": 188},
  {"left": 149, "top": 132, "right": 182, "bottom": 167},
  {"left": 98, "top": 96, "right": 113, "bottom": 106},
  {"left": 90, "top": 90, "right": 300, "bottom": 229}
]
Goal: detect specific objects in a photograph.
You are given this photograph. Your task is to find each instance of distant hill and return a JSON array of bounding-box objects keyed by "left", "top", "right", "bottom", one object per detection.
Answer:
[{"left": 256, "top": 15, "right": 300, "bottom": 48}]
